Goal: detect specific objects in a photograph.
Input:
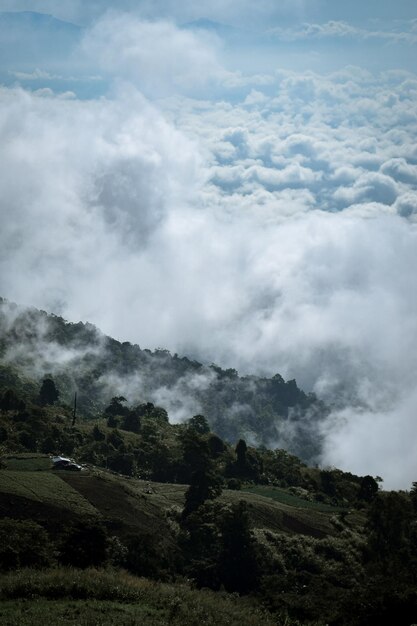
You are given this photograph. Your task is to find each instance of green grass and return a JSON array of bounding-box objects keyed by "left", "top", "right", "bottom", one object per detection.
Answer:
[
  {"left": 241, "top": 485, "right": 346, "bottom": 512},
  {"left": 2, "top": 454, "right": 53, "bottom": 472},
  {"left": 63, "top": 472, "right": 337, "bottom": 539},
  {"left": 0, "top": 456, "right": 358, "bottom": 541},
  {"left": 0, "top": 471, "right": 98, "bottom": 517},
  {"left": 0, "top": 568, "right": 287, "bottom": 626},
  {"left": 0, "top": 600, "right": 163, "bottom": 626},
  {"left": 121, "top": 477, "right": 186, "bottom": 509}
]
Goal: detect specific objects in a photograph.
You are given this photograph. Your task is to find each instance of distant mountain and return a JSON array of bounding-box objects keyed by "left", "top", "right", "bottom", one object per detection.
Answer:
[
  {"left": 0, "top": 11, "right": 81, "bottom": 30},
  {"left": 0, "top": 298, "right": 328, "bottom": 462},
  {"left": 0, "top": 11, "right": 82, "bottom": 67}
]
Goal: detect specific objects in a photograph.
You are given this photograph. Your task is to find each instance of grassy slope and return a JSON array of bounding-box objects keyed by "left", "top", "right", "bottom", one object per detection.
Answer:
[
  {"left": 2, "top": 454, "right": 53, "bottom": 472},
  {"left": 239, "top": 485, "right": 365, "bottom": 538},
  {"left": 241, "top": 485, "right": 345, "bottom": 512},
  {"left": 0, "top": 568, "right": 282, "bottom": 626},
  {"left": 0, "top": 455, "right": 359, "bottom": 626},
  {"left": 0, "top": 470, "right": 98, "bottom": 517},
  {"left": 0, "top": 454, "right": 362, "bottom": 540},
  {"left": 61, "top": 473, "right": 336, "bottom": 539}
]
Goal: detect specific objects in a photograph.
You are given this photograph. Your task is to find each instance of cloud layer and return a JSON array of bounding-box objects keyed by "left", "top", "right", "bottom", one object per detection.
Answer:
[
  {"left": 1, "top": 11, "right": 417, "bottom": 488},
  {"left": 79, "top": 13, "right": 229, "bottom": 97}
]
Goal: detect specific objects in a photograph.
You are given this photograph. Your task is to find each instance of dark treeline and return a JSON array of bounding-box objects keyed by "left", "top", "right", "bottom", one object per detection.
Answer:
[
  {"left": 0, "top": 298, "right": 327, "bottom": 463},
  {"left": 0, "top": 380, "right": 416, "bottom": 624}
]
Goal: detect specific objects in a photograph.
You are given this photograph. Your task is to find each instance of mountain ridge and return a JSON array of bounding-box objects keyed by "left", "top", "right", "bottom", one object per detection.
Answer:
[{"left": 0, "top": 297, "right": 327, "bottom": 462}]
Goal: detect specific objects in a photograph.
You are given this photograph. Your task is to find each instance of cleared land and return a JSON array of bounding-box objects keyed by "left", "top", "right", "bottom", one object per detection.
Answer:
[
  {"left": 0, "top": 470, "right": 98, "bottom": 517},
  {"left": 0, "top": 454, "right": 360, "bottom": 540}
]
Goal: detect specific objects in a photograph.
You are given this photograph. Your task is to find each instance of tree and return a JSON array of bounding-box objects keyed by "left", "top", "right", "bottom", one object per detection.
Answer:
[
  {"left": 187, "top": 414, "right": 210, "bottom": 434},
  {"left": 218, "top": 501, "right": 260, "bottom": 594},
  {"left": 366, "top": 492, "right": 413, "bottom": 572},
  {"left": 0, "top": 389, "right": 25, "bottom": 412},
  {"left": 230, "top": 439, "right": 261, "bottom": 481},
  {"left": 182, "top": 467, "right": 222, "bottom": 519},
  {"left": 59, "top": 521, "right": 108, "bottom": 568},
  {"left": 180, "top": 499, "right": 261, "bottom": 594},
  {"left": 104, "top": 396, "right": 128, "bottom": 417},
  {"left": 0, "top": 518, "right": 52, "bottom": 570},
  {"left": 134, "top": 402, "right": 168, "bottom": 422},
  {"left": 358, "top": 475, "right": 379, "bottom": 502},
  {"left": 107, "top": 428, "right": 124, "bottom": 449},
  {"left": 124, "top": 533, "right": 175, "bottom": 580},
  {"left": 107, "top": 452, "right": 136, "bottom": 476},
  {"left": 18, "top": 429, "right": 37, "bottom": 450},
  {"left": 208, "top": 434, "right": 226, "bottom": 458},
  {"left": 320, "top": 469, "right": 337, "bottom": 498},
  {"left": 410, "top": 481, "right": 417, "bottom": 513},
  {"left": 39, "top": 378, "right": 59, "bottom": 406},
  {"left": 179, "top": 501, "right": 224, "bottom": 589},
  {"left": 106, "top": 413, "right": 119, "bottom": 428},
  {"left": 179, "top": 428, "right": 211, "bottom": 481},
  {"left": 180, "top": 429, "right": 222, "bottom": 519},
  {"left": 236, "top": 439, "right": 247, "bottom": 467},
  {"left": 151, "top": 406, "right": 169, "bottom": 422},
  {"left": 122, "top": 410, "right": 141, "bottom": 434},
  {"left": 92, "top": 424, "right": 106, "bottom": 441}
]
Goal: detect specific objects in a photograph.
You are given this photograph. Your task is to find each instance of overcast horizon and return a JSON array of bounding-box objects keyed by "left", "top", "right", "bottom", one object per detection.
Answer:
[{"left": 1, "top": 0, "right": 417, "bottom": 488}]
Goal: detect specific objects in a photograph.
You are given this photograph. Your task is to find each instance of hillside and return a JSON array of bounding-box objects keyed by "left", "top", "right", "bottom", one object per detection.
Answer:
[
  {"left": 0, "top": 454, "right": 359, "bottom": 540},
  {"left": 1, "top": 448, "right": 415, "bottom": 624},
  {"left": 0, "top": 298, "right": 416, "bottom": 625},
  {"left": 0, "top": 567, "right": 278, "bottom": 626},
  {"left": 0, "top": 452, "right": 367, "bottom": 625},
  {"left": 0, "top": 297, "right": 327, "bottom": 462}
]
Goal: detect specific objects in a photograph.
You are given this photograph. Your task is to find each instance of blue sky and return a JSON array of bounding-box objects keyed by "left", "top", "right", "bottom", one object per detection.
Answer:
[
  {"left": 1, "top": 0, "right": 417, "bottom": 94},
  {"left": 1, "top": 1, "right": 417, "bottom": 486}
]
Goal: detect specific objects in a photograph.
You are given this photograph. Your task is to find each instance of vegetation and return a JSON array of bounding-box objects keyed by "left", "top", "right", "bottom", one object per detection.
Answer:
[
  {"left": 0, "top": 298, "right": 416, "bottom": 624},
  {"left": 0, "top": 568, "right": 281, "bottom": 626},
  {"left": 0, "top": 298, "right": 327, "bottom": 462}
]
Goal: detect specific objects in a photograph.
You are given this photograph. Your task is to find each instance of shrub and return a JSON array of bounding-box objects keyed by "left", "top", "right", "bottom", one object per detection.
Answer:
[
  {"left": 59, "top": 521, "right": 108, "bottom": 569},
  {"left": 0, "top": 518, "right": 53, "bottom": 570}
]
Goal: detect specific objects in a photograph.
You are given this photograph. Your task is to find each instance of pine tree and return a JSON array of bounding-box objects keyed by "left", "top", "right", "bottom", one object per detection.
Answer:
[{"left": 39, "top": 378, "right": 59, "bottom": 406}]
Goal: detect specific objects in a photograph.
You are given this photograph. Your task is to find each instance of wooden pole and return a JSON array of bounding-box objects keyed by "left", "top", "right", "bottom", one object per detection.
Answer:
[{"left": 72, "top": 392, "right": 77, "bottom": 427}]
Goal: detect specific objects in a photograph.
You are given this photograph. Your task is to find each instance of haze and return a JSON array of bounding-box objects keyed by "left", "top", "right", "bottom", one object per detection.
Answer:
[{"left": 1, "top": 0, "right": 417, "bottom": 488}]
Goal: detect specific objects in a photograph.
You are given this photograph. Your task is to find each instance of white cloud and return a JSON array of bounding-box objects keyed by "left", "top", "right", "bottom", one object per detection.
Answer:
[
  {"left": 243, "top": 89, "right": 269, "bottom": 105},
  {"left": 10, "top": 68, "right": 56, "bottom": 80},
  {"left": 322, "top": 389, "right": 417, "bottom": 490},
  {"left": 79, "top": 12, "right": 231, "bottom": 96},
  {"left": 380, "top": 158, "right": 417, "bottom": 184},
  {"left": 333, "top": 172, "right": 399, "bottom": 207},
  {"left": 270, "top": 20, "right": 417, "bottom": 45},
  {"left": 0, "top": 84, "right": 203, "bottom": 313},
  {"left": 395, "top": 192, "right": 417, "bottom": 218},
  {"left": 2, "top": 22, "right": 417, "bottom": 488}
]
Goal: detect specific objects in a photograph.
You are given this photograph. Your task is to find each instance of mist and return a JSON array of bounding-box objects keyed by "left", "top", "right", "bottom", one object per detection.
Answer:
[{"left": 1, "top": 5, "right": 417, "bottom": 488}]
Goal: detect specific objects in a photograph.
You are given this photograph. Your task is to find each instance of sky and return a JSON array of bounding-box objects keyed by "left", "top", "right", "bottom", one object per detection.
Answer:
[{"left": 1, "top": 0, "right": 417, "bottom": 487}]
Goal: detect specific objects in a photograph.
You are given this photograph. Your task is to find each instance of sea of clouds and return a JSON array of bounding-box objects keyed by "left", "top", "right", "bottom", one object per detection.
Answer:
[{"left": 1, "top": 10, "right": 417, "bottom": 487}]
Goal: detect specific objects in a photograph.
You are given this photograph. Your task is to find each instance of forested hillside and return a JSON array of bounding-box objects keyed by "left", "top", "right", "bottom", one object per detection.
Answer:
[
  {"left": 0, "top": 297, "right": 416, "bottom": 624},
  {"left": 0, "top": 298, "right": 327, "bottom": 462},
  {"left": 0, "top": 377, "right": 416, "bottom": 625}
]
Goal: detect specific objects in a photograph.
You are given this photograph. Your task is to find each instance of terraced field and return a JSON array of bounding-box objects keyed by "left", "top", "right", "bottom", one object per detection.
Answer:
[
  {"left": 241, "top": 485, "right": 346, "bottom": 511},
  {"left": 0, "top": 454, "right": 361, "bottom": 540},
  {"left": 0, "top": 470, "right": 98, "bottom": 517},
  {"left": 2, "top": 454, "right": 53, "bottom": 472}
]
